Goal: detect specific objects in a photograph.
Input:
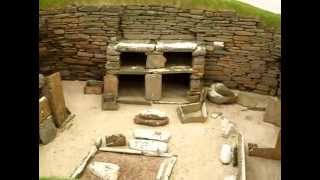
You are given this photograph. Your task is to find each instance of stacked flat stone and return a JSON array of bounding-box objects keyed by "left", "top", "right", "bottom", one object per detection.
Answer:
[
  {"left": 39, "top": 5, "right": 281, "bottom": 96},
  {"left": 134, "top": 109, "right": 169, "bottom": 126}
]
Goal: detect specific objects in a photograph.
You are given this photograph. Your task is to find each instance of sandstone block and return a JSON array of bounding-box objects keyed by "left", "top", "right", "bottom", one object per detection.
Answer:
[
  {"left": 264, "top": 97, "right": 281, "bottom": 127},
  {"left": 42, "top": 72, "right": 68, "bottom": 127},
  {"left": 146, "top": 53, "right": 166, "bottom": 68},
  {"left": 145, "top": 74, "right": 162, "bottom": 100},
  {"left": 104, "top": 74, "right": 118, "bottom": 97},
  {"left": 192, "top": 56, "right": 205, "bottom": 66}
]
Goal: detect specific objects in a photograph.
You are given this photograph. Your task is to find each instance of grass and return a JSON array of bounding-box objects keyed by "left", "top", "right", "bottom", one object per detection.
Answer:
[
  {"left": 39, "top": 0, "right": 280, "bottom": 29},
  {"left": 39, "top": 177, "right": 77, "bottom": 180}
]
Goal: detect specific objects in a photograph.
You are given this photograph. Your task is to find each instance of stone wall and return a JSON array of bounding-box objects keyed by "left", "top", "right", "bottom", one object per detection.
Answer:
[{"left": 39, "top": 5, "right": 281, "bottom": 96}]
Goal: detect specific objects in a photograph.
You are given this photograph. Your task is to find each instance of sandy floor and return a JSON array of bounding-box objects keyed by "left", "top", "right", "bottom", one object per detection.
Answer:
[{"left": 39, "top": 81, "right": 281, "bottom": 180}]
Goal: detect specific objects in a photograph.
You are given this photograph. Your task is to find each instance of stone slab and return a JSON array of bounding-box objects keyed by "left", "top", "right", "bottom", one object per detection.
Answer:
[
  {"left": 42, "top": 72, "right": 67, "bottom": 127},
  {"left": 263, "top": 97, "right": 281, "bottom": 127},
  {"left": 115, "top": 41, "right": 155, "bottom": 52},
  {"left": 39, "top": 117, "right": 57, "bottom": 145},
  {"left": 104, "top": 74, "right": 119, "bottom": 97},
  {"left": 145, "top": 74, "right": 162, "bottom": 100},
  {"left": 156, "top": 41, "right": 198, "bottom": 52},
  {"left": 146, "top": 54, "right": 167, "bottom": 69},
  {"left": 39, "top": 96, "right": 51, "bottom": 123}
]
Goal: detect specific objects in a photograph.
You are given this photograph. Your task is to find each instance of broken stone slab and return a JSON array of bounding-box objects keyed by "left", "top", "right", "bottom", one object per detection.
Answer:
[
  {"left": 88, "top": 162, "right": 120, "bottom": 180},
  {"left": 220, "top": 144, "right": 232, "bottom": 165},
  {"left": 39, "top": 116, "right": 57, "bottom": 145},
  {"left": 114, "top": 40, "right": 155, "bottom": 52},
  {"left": 177, "top": 102, "right": 208, "bottom": 123},
  {"left": 138, "top": 109, "right": 168, "bottom": 120},
  {"left": 133, "top": 129, "right": 171, "bottom": 142},
  {"left": 146, "top": 53, "right": 167, "bottom": 69},
  {"left": 128, "top": 139, "right": 168, "bottom": 153},
  {"left": 105, "top": 134, "right": 126, "bottom": 147},
  {"left": 145, "top": 74, "right": 162, "bottom": 101},
  {"left": 156, "top": 41, "right": 198, "bottom": 52},
  {"left": 134, "top": 115, "right": 169, "bottom": 126},
  {"left": 84, "top": 80, "right": 103, "bottom": 94}
]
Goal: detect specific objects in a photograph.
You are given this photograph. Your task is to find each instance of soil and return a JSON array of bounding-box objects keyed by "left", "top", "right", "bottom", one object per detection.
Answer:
[
  {"left": 39, "top": 81, "right": 280, "bottom": 180},
  {"left": 80, "top": 152, "right": 165, "bottom": 180}
]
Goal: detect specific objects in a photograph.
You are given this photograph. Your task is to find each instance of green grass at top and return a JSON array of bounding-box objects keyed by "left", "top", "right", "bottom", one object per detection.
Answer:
[
  {"left": 39, "top": 0, "right": 280, "bottom": 29},
  {"left": 39, "top": 177, "right": 77, "bottom": 180}
]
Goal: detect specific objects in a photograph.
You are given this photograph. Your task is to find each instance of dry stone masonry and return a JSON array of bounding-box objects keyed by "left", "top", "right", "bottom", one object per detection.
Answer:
[{"left": 39, "top": 5, "right": 281, "bottom": 96}]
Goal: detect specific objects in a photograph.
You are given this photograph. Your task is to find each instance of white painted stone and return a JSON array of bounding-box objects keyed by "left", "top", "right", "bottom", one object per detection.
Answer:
[
  {"left": 88, "top": 161, "right": 120, "bottom": 180},
  {"left": 133, "top": 129, "right": 171, "bottom": 142},
  {"left": 220, "top": 144, "right": 232, "bottom": 164},
  {"left": 128, "top": 139, "right": 168, "bottom": 153}
]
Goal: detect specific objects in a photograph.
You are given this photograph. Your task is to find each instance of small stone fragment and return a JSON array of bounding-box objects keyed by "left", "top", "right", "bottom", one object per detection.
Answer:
[
  {"left": 105, "top": 134, "right": 126, "bottom": 147},
  {"left": 133, "top": 129, "right": 171, "bottom": 142},
  {"left": 220, "top": 144, "right": 232, "bottom": 164}
]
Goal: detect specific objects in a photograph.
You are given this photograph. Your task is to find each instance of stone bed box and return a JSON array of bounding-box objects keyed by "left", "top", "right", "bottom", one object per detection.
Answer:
[{"left": 177, "top": 102, "right": 208, "bottom": 123}]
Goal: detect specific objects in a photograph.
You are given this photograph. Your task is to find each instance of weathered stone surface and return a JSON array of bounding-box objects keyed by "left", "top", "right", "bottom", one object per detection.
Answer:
[
  {"left": 104, "top": 74, "right": 118, "bottom": 97},
  {"left": 42, "top": 72, "right": 68, "bottom": 127},
  {"left": 133, "top": 129, "right": 171, "bottom": 142},
  {"left": 102, "top": 93, "right": 119, "bottom": 110},
  {"left": 105, "top": 134, "right": 126, "bottom": 146},
  {"left": 156, "top": 41, "right": 197, "bottom": 52},
  {"left": 146, "top": 53, "right": 166, "bottom": 68},
  {"left": 263, "top": 97, "right": 281, "bottom": 127},
  {"left": 39, "top": 74, "right": 45, "bottom": 89},
  {"left": 177, "top": 102, "right": 207, "bottom": 123},
  {"left": 128, "top": 139, "right": 168, "bottom": 153},
  {"left": 39, "top": 117, "right": 57, "bottom": 145},
  {"left": 115, "top": 41, "right": 155, "bottom": 52},
  {"left": 39, "top": 96, "right": 51, "bottom": 123},
  {"left": 88, "top": 162, "right": 120, "bottom": 180},
  {"left": 138, "top": 109, "right": 168, "bottom": 120},
  {"left": 207, "top": 83, "right": 237, "bottom": 104},
  {"left": 145, "top": 74, "right": 162, "bottom": 100},
  {"left": 134, "top": 115, "right": 169, "bottom": 126},
  {"left": 84, "top": 80, "right": 103, "bottom": 94},
  {"left": 192, "top": 46, "right": 206, "bottom": 56}
]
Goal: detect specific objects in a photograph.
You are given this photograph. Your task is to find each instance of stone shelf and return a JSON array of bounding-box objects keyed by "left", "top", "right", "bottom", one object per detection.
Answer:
[{"left": 109, "top": 66, "right": 193, "bottom": 75}]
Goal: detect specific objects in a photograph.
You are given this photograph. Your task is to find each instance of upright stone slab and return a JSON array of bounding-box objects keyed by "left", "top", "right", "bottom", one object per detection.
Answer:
[
  {"left": 42, "top": 72, "right": 67, "bottom": 127},
  {"left": 146, "top": 53, "right": 166, "bottom": 69},
  {"left": 39, "top": 96, "right": 51, "bottom": 124},
  {"left": 39, "top": 116, "right": 57, "bottom": 145},
  {"left": 104, "top": 74, "right": 118, "bottom": 97},
  {"left": 145, "top": 74, "right": 162, "bottom": 100},
  {"left": 263, "top": 97, "right": 281, "bottom": 127}
]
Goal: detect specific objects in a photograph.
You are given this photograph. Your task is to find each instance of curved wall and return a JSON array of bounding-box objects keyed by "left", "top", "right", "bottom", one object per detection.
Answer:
[{"left": 39, "top": 5, "right": 281, "bottom": 96}]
